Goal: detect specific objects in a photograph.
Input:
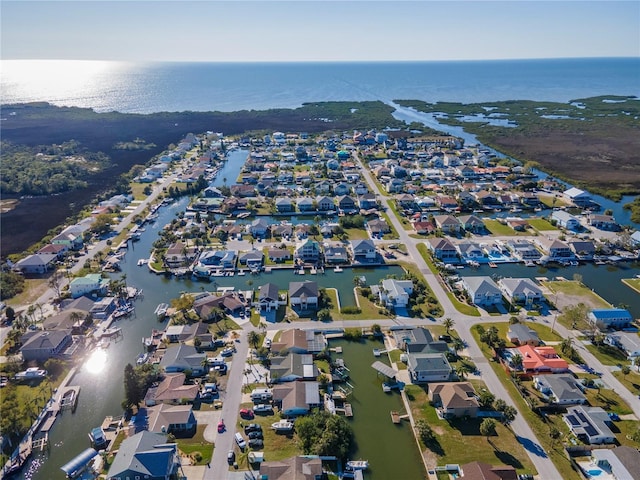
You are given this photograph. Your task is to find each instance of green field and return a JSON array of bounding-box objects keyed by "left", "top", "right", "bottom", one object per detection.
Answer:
[
  {"left": 527, "top": 218, "right": 558, "bottom": 231},
  {"left": 483, "top": 219, "right": 526, "bottom": 236}
]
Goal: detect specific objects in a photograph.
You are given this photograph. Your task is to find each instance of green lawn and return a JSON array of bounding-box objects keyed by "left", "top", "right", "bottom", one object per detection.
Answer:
[
  {"left": 612, "top": 370, "right": 640, "bottom": 397},
  {"left": 584, "top": 343, "right": 630, "bottom": 367},
  {"left": 527, "top": 218, "right": 558, "bottom": 231},
  {"left": 343, "top": 228, "right": 370, "bottom": 240},
  {"left": 477, "top": 321, "right": 564, "bottom": 347},
  {"left": 483, "top": 219, "right": 525, "bottom": 236},
  {"left": 404, "top": 384, "right": 537, "bottom": 476},
  {"left": 323, "top": 288, "right": 388, "bottom": 321},
  {"left": 176, "top": 425, "right": 214, "bottom": 465},
  {"left": 542, "top": 281, "right": 611, "bottom": 331},
  {"left": 539, "top": 195, "right": 571, "bottom": 208},
  {"left": 394, "top": 260, "right": 444, "bottom": 317},
  {"left": 622, "top": 278, "right": 640, "bottom": 293},
  {"left": 380, "top": 211, "right": 400, "bottom": 240},
  {"left": 386, "top": 199, "right": 413, "bottom": 231}
]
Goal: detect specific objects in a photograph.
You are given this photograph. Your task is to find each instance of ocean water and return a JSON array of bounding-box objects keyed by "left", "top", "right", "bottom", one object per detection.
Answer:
[{"left": 1, "top": 57, "right": 639, "bottom": 114}]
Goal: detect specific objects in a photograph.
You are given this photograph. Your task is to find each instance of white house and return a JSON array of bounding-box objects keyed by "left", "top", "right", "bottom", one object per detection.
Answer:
[
  {"left": 288, "top": 281, "right": 319, "bottom": 310},
  {"left": 461, "top": 276, "right": 503, "bottom": 306},
  {"left": 498, "top": 278, "right": 544, "bottom": 306},
  {"left": 564, "top": 406, "right": 616, "bottom": 444},
  {"left": 551, "top": 210, "right": 581, "bottom": 231},
  {"left": 376, "top": 279, "right": 413, "bottom": 309},
  {"left": 605, "top": 332, "right": 640, "bottom": 360},
  {"left": 534, "top": 374, "right": 586, "bottom": 405},
  {"left": 350, "top": 239, "right": 377, "bottom": 262},
  {"left": 563, "top": 187, "right": 591, "bottom": 206},
  {"left": 69, "top": 273, "right": 109, "bottom": 299}
]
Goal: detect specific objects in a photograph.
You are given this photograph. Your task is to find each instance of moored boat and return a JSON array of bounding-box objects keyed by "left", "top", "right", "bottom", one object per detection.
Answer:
[
  {"left": 271, "top": 420, "right": 294, "bottom": 432},
  {"left": 154, "top": 303, "right": 169, "bottom": 319},
  {"left": 346, "top": 460, "right": 369, "bottom": 470}
]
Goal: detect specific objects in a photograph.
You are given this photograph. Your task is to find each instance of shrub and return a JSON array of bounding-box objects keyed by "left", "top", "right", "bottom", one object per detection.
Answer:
[{"left": 340, "top": 306, "right": 362, "bottom": 315}]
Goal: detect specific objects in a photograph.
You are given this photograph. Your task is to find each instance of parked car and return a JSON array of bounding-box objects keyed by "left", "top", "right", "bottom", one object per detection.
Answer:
[
  {"left": 227, "top": 450, "right": 235, "bottom": 465},
  {"left": 239, "top": 408, "right": 255, "bottom": 419},
  {"left": 248, "top": 439, "right": 264, "bottom": 449},
  {"left": 252, "top": 404, "right": 273, "bottom": 414},
  {"left": 244, "top": 423, "right": 262, "bottom": 434},
  {"left": 213, "top": 364, "right": 227, "bottom": 375},
  {"left": 264, "top": 338, "right": 272, "bottom": 348},
  {"left": 247, "top": 430, "right": 263, "bottom": 440},
  {"left": 235, "top": 432, "right": 247, "bottom": 450},
  {"left": 217, "top": 420, "right": 225, "bottom": 433}
]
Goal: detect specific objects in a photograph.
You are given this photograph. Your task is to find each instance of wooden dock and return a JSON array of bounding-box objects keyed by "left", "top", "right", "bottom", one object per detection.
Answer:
[{"left": 391, "top": 411, "right": 400, "bottom": 423}]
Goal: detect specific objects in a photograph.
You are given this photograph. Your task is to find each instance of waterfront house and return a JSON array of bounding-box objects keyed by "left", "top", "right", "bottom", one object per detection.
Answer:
[
  {"left": 295, "top": 239, "right": 321, "bottom": 263},
  {"left": 324, "top": 244, "right": 349, "bottom": 264},
  {"left": 337, "top": 195, "right": 358, "bottom": 213},
  {"left": 458, "top": 214, "right": 485, "bottom": 233},
  {"left": 407, "top": 352, "right": 453, "bottom": 383},
  {"left": 42, "top": 308, "right": 91, "bottom": 333},
  {"left": 563, "top": 406, "right": 615, "bottom": 444},
  {"left": 288, "top": 281, "right": 319, "bottom": 311},
  {"left": 164, "top": 242, "right": 197, "bottom": 268},
  {"left": 458, "top": 461, "right": 517, "bottom": 480},
  {"left": 159, "top": 344, "right": 207, "bottom": 376},
  {"left": 427, "top": 237, "right": 458, "bottom": 262},
  {"left": 106, "top": 431, "right": 180, "bottom": 480},
  {"left": 587, "top": 447, "right": 640, "bottom": 480},
  {"left": 589, "top": 308, "right": 633, "bottom": 330},
  {"left": 267, "top": 248, "right": 292, "bottom": 263},
  {"left": 15, "top": 253, "right": 58, "bottom": 275},
  {"left": 248, "top": 218, "right": 270, "bottom": 238},
  {"left": 534, "top": 374, "right": 586, "bottom": 405},
  {"left": 434, "top": 215, "right": 462, "bottom": 234},
  {"left": 145, "top": 404, "right": 197, "bottom": 435},
  {"left": 20, "top": 329, "right": 72, "bottom": 362},
  {"left": 498, "top": 278, "right": 544, "bottom": 306},
  {"left": 392, "top": 327, "right": 448, "bottom": 354},
  {"left": 604, "top": 331, "right": 640, "bottom": 360},
  {"left": 258, "top": 283, "right": 281, "bottom": 312},
  {"left": 37, "top": 243, "right": 68, "bottom": 259},
  {"left": 51, "top": 227, "right": 84, "bottom": 251},
  {"left": 461, "top": 276, "right": 503, "bottom": 306},
  {"left": 588, "top": 214, "right": 619, "bottom": 231},
  {"left": 563, "top": 187, "right": 591, "bottom": 206},
  {"left": 296, "top": 197, "right": 315, "bottom": 212},
  {"left": 198, "top": 249, "right": 237, "bottom": 269},
  {"left": 506, "top": 323, "right": 541, "bottom": 346},
  {"left": 510, "top": 345, "right": 568, "bottom": 373},
  {"left": 69, "top": 273, "right": 109, "bottom": 299},
  {"left": 457, "top": 241, "right": 485, "bottom": 261},
  {"left": 272, "top": 381, "right": 321, "bottom": 417},
  {"left": 428, "top": 382, "right": 479, "bottom": 418},
  {"left": 89, "top": 296, "right": 118, "bottom": 320},
  {"left": 163, "top": 322, "right": 208, "bottom": 343},
  {"left": 374, "top": 279, "right": 413, "bottom": 309},
  {"left": 569, "top": 240, "right": 596, "bottom": 259},
  {"left": 350, "top": 239, "right": 377, "bottom": 262},
  {"left": 193, "top": 292, "right": 245, "bottom": 319},
  {"left": 534, "top": 237, "right": 573, "bottom": 260},
  {"left": 271, "top": 329, "right": 326, "bottom": 355},
  {"left": 295, "top": 223, "right": 312, "bottom": 239},
  {"left": 258, "top": 456, "right": 324, "bottom": 480},
  {"left": 272, "top": 223, "right": 293, "bottom": 239},
  {"left": 275, "top": 197, "right": 294, "bottom": 213},
  {"left": 239, "top": 250, "right": 264, "bottom": 268},
  {"left": 551, "top": 210, "right": 581, "bottom": 231},
  {"left": 144, "top": 373, "right": 200, "bottom": 406},
  {"left": 269, "top": 353, "right": 319, "bottom": 383},
  {"left": 506, "top": 239, "right": 542, "bottom": 261},
  {"left": 316, "top": 195, "right": 335, "bottom": 211}
]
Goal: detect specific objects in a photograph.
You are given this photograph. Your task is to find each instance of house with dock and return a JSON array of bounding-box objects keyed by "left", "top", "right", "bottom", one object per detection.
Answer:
[
  {"left": 428, "top": 382, "right": 479, "bottom": 418},
  {"left": 272, "top": 381, "right": 321, "bottom": 417},
  {"left": 106, "top": 431, "right": 180, "bottom": 480},
  {"left": 461, "top": 276, "right": 503, "bottom": 307},
  {"left": 20, "top": 329, "right": 73, "bottom": 362},
  {"left": 589, "top": 308, "right": 634, "bottom": 330},
  {"left": 269, "top": 353, "right": 319, "bottom": 383},
  {"left": 407, "top": 353, "right": 453, "bottom": 383}
]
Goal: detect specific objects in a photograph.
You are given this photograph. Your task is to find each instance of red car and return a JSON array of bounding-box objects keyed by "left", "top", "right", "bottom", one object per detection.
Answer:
[
  {"left": 217, "top": 420, "right": 225, "bottom": 433},
  {"left": 239, "top": 408, "right": 255, "bottom": 419}
]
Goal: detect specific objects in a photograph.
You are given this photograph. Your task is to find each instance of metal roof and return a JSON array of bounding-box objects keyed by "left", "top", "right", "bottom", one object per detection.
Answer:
[{"left": 371, "top": 361, "right": 398, "bottom": 379}]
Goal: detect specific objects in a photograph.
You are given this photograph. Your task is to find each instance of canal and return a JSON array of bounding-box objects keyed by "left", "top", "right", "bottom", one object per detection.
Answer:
[{"left": 330, "top": 338, "right": 426, "bottom": 480}]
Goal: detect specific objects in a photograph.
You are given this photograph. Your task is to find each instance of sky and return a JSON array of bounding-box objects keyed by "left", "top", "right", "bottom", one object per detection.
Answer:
[{"left": 1, "top": 0, "right": 639, "bottom": 62}]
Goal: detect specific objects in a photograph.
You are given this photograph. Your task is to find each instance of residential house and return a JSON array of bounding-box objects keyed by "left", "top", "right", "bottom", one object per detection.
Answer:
[
  {"left": 198, "top": 250, "right": 237, "bottom": 269},
  {"left": 434, "top": 215, "right": 462, "bottom": 234},
  {"left": 269, "top": 353, "right": 319, "bottom": 383},
  {"left": 275, "top": 198, "right": 294, "bottom": 213},
  {"left": 350, "top": 239, "right": 377, "bottom": 262},
  {"left": 164, "top": 242, "right": 197, "bottom": 269},
  {"left": 506, "top": 240, "right": 542, "bottom": 261},
  {"left": 145, "top": 404, "right": 197, "bottom": 435},
  {"left": 20, "top": 329, "right": 72, "bottom": 362},
  {"left": 323, "top": 245, "right": 349, "bottom": 264},
  {"left": 69, "top": 273, "right": 109, "bottom": 299},
  {"left": 268, "top": 248, "right": 292, "bottom": 263},
  {"left": 386, "top": 178, "right": 405, "bottom": 193},
  {"left": 144, "top": 373, "right": 200, "bottom": 406},
  {"left": 604, "top": 331, "right": 640, "bottom": 360},
  {"left": 258, "top": 283, "right": 281, "bottom": 312},
  {"left": 297, "top": 197, "right": 315, "bottom": 212},
  {"left": 272, "top": 224, "right": 294, "bottom": 239},
  {"left": 428, "top": 382, "right": 479, "bottom": 418},
  {"left": 534, "top": 237, "right": 573, "bottom": 260},
  {"left": 461, "top": 276, "right": 503, "bottom": 306},
  {"left": 163, "top": 322, "right": 208, "bottom": 343},
  {"left": 457, "top": 241, "right": 485, "bottom": 261},
  {"left": 588, "top": 447, "right": 640, "bottom": 480},
  {"left": 106, "top": 431, "right": 180, "bottom": 480},
  {"left": 510, "top": 345, "right": 568, "bottom": 373},
  {"left": 458, "top": 461, "right": 517, "bottom": 480},
  {"left": 407, "top": 352, "right": 453, "bottom": 383},
  {"left": 337, "top": 195, "right": 358, "bottom": 213},
  {"left": 258, "top": 456, "right": 324, "bottom": 480},
  {"left": 373, "top": 279, "right": 413, "bottom": 309},
  {"left": 193, "top": 292, "right": 245, "bottom": 319},
  {"left": 239, "top": 250, "right": 264, "bottom": 268},
  {"left": 90, "top": 296, "right": 118, "bottom": 320},
  {"left": 15, "top": 253, "right": 58, "bottom": 275},
  {"left": 295, "top": 224, "right": 312, "bottom": 239},
  {"left": 295, "top": 239, "right": 321, "bottom": 263},
  {"left": 316, "top": 196, "right": 335, "bottom": 211},
  {"left": 498, "top": 278, "right": 544, "bottom": 306},
  {"left": 51, "top": 226, "right": 84, "bottom": 250},
  {"left": 506, "top": 323, "right": 541, "bottom": 346},
  {"left": 248, "top": 218, "right": 270, "bottom": 238},
  {"left": 159, "top": 344, "right": 207, "bottom": 376},
  {"left": 534, "top": 374, "right": 586, "bottom": 405},
  {"left": 272, "top": 381, "right": 322, "bottom": 417},
  {"left": 589, "top": 308, "right": 633, "bottom": 329},
  {"left": 569, "top": 240, "right": 596, "bottom": 260},
  {"left": 288, "top": 281, "right": 319, "bottom": 310},
  {"left": 358, "top": 193, "right": 378, "bottom": 210},
  {"left": 564, "top": 187, "right": 591, "bottom": 206},
  {"left": 392, "top": 327, "right": 448, "bottom": 354},
  {"left": 588, "top": 214, "right": 619, "bottom": 231},
  {"left": 427, "top": 238, "right": 458, "bottom": 262},
  {"left": 551, "top": 210, "right": 581, "bottom": 231},
  {"left": 367, "top": 218, "right": 391, "bottom": 238},
  {"left": 413, "top": 221, "right": 436, "bottom": 235},
  {"left": 37, "top": 243, "right": 68, "bottom": 259},
  {"left": 458, "top": 215, "right": 485, "bottom": 233},
  {"left": 271, "top": 329, "right": 326, "bottom": 354},
  {"left": 42, "top": 308, "right": 91, "bottom": 333},
  {"left": 564, "top": 406, "right": 615, "bottom": 444}
]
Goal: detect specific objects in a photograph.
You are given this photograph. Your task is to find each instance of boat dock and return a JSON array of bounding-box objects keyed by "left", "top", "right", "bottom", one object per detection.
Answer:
[
  {"left": 335, "top": 403, "right": 353, "bottom": 417},
  {"left": 372, "top": 348, "right": 387, "bottom": 357},
  {"left": 390, "top": 410, "right": 409, "bottom": 424}
]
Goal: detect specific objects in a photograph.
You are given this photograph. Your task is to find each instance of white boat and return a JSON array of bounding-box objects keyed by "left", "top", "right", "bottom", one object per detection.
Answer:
[
  {"left": 137, "top": 259, "right": 147, "bottom": 266},
  {"left": 524, "top": 260, "right": 536, "bottom": 267},
  {"left": 15, "top": 367, "right": 47, "bottom": 380},
  {"left": 333, "top": 266, "right": 343, "bottom": 273},
  {"left": 346, "top": 460, "right": 369, "bottom": 470},
  {"left": 154, "top": 303, "right": 169, "bottom": 318},
  {"left": 136, "top": 353, "right": 149, "bottom": 365},
  {"left": 271, "top": 420, "right": 294, "bottom": 432}
]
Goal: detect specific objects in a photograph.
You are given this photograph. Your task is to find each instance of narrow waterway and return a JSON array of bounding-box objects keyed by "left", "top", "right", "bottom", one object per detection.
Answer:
[{"left": 331, "top": 338, "right": 426, "bottom": 480}]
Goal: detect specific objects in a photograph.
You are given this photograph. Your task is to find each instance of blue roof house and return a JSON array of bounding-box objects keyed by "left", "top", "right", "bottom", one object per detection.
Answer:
[{"left": 588, "top": 309, "right": 633, "bottom": 330}]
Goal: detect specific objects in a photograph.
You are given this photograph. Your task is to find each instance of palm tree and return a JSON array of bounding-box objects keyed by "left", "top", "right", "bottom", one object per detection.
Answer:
[
  {"left": 248, "top": 331, "right": 260, "bottom": 349},
  {"left": 511, "top": 353, "right": 524, "bottom": 372},
  {"left": 452, "top": 338, "right": 465, "bottom": 357},
  {"left": 443, "top": 317, "right": 454, "bottom": 334}
]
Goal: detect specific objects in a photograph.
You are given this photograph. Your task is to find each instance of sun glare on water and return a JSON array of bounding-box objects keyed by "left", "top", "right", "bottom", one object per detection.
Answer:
[{"left": 84, "top": 348, "right": 108, "bottom": 374}]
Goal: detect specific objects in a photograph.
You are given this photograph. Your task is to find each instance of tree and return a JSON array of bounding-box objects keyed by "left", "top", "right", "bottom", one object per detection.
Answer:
[
  {"left": 248, "top": 331, "right": 260, "bottom": 349},
  {"left": 5, "top": 306, "right": 16, "bottom": 323},
  {"left": 91, "top": 213, "right": 114, "bottom": 237},
  {"left": 48, "top": 271, "right": 64, "bottom": 299},
  {"left": 443, "top": 317, "right": 454, "bottom": 334},
  {"left": 510, "top": 353, "right": 524, "bottom": 371},
  {"left": 123, "top": 363, "right": 143, "bottom": 409},
  {"left": 478, "top": 390, "right": 495, "bottom": 409},
  {"left": 452, "top": 338, "right": 465, "bottom": 356},
  {"left": 502, "top": 405, "right": 517, "bottom": 425},
  {"left": 494, "top": 399, "right": 507, "bottom": 412},
  {"left": 317, "top": 309, "right": 331, "bottom": 322},
  {"left": 295, "top": 411, "right": 353, "bottom": 460},
  {"left": 621, "top": 365, "right": 631, "bottom": 379},
  {"left": 630, "top": 426, "right": 640, "bottom": 444},
  {"left": 549, "top": 426, "right": 562, "bottom": 447},
  {"left": 480, "top": 418, "right": 497, "bottom": 441},
  {"left": 415, "top": 419, "right": 436, "bottom": 444}
]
